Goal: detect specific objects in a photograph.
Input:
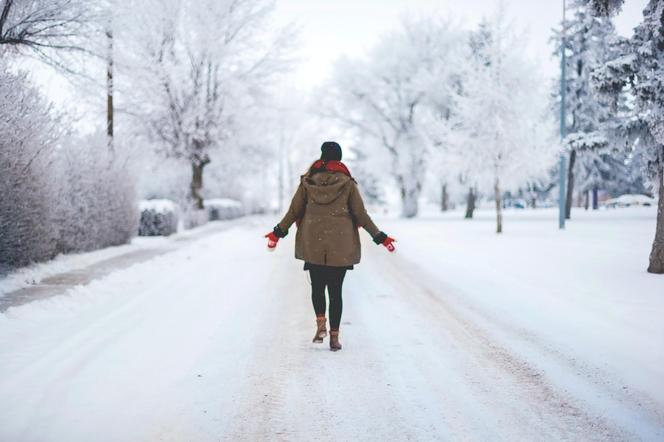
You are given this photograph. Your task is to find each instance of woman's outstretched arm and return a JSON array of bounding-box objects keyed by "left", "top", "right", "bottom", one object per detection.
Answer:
[{"left": 273, "top": 182, "right": 307, "bottom": 237}]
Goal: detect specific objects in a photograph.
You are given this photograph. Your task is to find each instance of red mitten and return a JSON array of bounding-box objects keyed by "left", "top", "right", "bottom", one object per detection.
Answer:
[
  {"left": 383, "top": 236, "right": 396, "bottom": 252},
  {"left": 265, "top": 232, "right": 279, "bottom": 251}
]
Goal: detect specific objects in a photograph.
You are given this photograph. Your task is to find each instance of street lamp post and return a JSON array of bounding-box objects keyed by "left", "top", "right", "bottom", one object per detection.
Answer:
[{"left": 558, "top": 0, "right": 567, "bottom": 230}]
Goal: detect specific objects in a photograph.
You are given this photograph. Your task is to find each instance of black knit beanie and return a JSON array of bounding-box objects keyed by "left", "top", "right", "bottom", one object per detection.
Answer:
[{"left": 321, "top": 141, "right": 342, "bottom": 161}]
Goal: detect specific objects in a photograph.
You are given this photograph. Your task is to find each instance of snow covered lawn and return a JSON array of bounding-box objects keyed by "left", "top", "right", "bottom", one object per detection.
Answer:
[{"left": 0, "top": 208, "right": 661, "bottom": 441}]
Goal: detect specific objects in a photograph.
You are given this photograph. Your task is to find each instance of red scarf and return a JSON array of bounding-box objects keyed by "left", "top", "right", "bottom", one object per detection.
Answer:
[{"left": 310, "top": 160, "right": 352, "bottom": 177}]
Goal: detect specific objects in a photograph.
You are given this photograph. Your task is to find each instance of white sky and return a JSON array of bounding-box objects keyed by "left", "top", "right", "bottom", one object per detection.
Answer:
[
  {"left": 28, "top": 0, "right": 649, "bottom": 133},
  {"left": 273, "top": 0, "right": 649, "bottom": 90}
]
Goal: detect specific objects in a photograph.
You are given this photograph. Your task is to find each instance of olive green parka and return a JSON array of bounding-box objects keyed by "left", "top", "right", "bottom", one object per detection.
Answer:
[{"left": 277, "top": 170, "right": 381, "bottom": 267}]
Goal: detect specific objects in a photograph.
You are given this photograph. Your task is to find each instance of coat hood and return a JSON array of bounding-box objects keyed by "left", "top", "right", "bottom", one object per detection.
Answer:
[{"left": 302, "top": 171, "right": 352, "bottom": 205}]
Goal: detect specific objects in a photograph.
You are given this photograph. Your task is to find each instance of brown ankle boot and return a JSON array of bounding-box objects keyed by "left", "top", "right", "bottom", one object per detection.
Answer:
[
  {"left": 312, "top": 317, "right": 327, "bottom": 343},
  {"left": 329, "top": 330, "right": 342, "bottom": 351}
]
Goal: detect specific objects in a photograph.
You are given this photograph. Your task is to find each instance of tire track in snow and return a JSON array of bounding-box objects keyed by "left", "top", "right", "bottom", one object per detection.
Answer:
[
  {"left": 372, "top": 247, "right": 631, "bottom": 441},
  {"left": 225, "top": 254, "right": 424, "bottom": 441},
  {"left": 386, "top": 246, "right": 664, "bottom": 439},
  {"left": 0, "top": 273, "right": 168, "bottom": 436},
  {"left": 225, "top": 259, "right": 314, "bottom": 441},
  {"left": 228, "top": 233, "right": 627, "bottom": 441},
  {"left": 347, "top": 265, "right": 501, "bottom": 440}
]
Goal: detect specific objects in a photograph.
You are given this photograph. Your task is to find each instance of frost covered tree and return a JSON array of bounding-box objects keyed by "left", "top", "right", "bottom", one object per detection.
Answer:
[
  {"left": 580, "top": 0, "right": 624, "bottom": 16},
  {"left": 450, "top": 12, "right": 558, "bottom": 233},
  {"left": 124, "top": 0, "right": 291, "bottom": 210},
  {"left": 323, "top": 17, "right": 464, "bottom": 218},
  {"left": 444, "top": 21, "right": 493, "bottom": 220},
  {"left": 462, "top": 22, "right": 492, "bottom": 220},
  {"left": 0, "top": 63, "right": 59, "bottom": 268},
  {"left": 250, "top": 91, "right": 321, "bottom": 212},
  {"left": 571, "top": 138, "right": 625, "bottom": 209},
  {"left": 0, "top": 0, "right": 98, "bottom": 69},
  {"left": 591, "top": 1, "right": 664, "bottom": 273},
  {"left": 554, "top": 0, "right": 622, "bottom": 218},
  {"left": 347, "top": 141, "right": 387, "bottom": 207}
]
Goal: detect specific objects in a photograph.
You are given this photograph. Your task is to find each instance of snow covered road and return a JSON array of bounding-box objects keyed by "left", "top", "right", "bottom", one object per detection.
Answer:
[{"left": 1, "top": 210, "right": 662, "bottom": 441}]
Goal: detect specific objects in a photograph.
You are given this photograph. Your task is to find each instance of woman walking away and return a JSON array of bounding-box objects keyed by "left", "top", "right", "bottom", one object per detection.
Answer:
[{"left": 265, "top": 141, "right": 396, "bottom": 352}]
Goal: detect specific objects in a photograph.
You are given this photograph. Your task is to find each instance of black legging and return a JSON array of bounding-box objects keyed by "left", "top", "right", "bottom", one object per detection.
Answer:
[{"left": 309, "top": 265, "right": 347, "bottom": 330}]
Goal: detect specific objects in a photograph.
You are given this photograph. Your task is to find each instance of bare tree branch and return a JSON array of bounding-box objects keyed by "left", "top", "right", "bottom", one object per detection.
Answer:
[{"left": 0, "top": 0, "right": 99, "bottom": 68}]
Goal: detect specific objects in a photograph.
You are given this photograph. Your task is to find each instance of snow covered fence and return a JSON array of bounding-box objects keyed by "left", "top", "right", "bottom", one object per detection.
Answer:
[
  {"left": 206, "top": 198, "right": 244, "bottom": 221},
  {"left": 138, "top": 200, "right": 179, "bottom": 236}
]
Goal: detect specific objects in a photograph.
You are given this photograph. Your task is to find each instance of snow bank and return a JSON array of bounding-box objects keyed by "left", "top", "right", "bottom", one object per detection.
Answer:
[
  {"left": 139, "top": 199, "right": 178, "bottom": 213},
  {"left": 0, "top": 242, "right": 141, "bottom": 297},
  {"left": 0, "top": 216, "right": 240, "bottom": 298}
]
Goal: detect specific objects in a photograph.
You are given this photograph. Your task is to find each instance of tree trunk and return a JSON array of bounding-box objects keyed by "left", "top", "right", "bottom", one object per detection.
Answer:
[
  {"left": 584, "top": 190, "right": 590, "bottom": 210},
  {"left": 565, "top": 149, "right": 576, "bottom": 219},
  {"left": 277, "top": 137, "right": 285, "bottom": 212},
  {"left": 400, "top": 186, "right": 419, "bottom": 218},
  {"left": 191, "top": 160, "right": 210, "bottom": 210},
  {"left": 647, "top": 167, "right": 664, "bottom": 274},
  {"left": 465, "top": 187, "right": 476, "bottom": 219},
  {"left": 494, "top": 178, "right": 503, "bottom": 234},
  {"left": 592, "top": 186, "right": 599, "bottom": 210},
  {"left": 441, "top": 183, "right": 449, "bottom": 212}
]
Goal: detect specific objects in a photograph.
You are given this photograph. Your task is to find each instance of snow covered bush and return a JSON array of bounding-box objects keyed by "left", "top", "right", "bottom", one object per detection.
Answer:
[
  {"left": 0, "top": 63, "right": 138, "bottom": 269},
  {"left": 53, "top": 133, "right": 138, "bottom": 253},
  {"left": 138, "top": 200, "right": 179, "bottom": 236},
  {"left": 206, "top": 199, "right": 244, "bottom": 221},
  {"left": 0, "top": 65, "right": 60, "bottom": 268}
]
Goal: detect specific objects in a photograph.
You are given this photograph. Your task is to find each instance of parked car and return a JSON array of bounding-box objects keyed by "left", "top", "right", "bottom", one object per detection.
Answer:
[{"left": 602, "top": 194, "right": 655, "bottom": 208}]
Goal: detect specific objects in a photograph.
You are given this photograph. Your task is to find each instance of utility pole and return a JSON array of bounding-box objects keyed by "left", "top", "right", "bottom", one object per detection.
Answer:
[
  {"left": 558, "top": 0, "right": 567, "bottom": 230},
  {"left": 106, "top": 23, "right": 114, "bottom": 151}
]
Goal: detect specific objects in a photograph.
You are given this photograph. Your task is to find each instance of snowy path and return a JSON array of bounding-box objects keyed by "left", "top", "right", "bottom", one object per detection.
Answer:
[
  {"left": 0, "top": 218, "right": 246, "bottom": 312},
  {"left": 0, "top": 211, "right": 662, "bottom": 441}
]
